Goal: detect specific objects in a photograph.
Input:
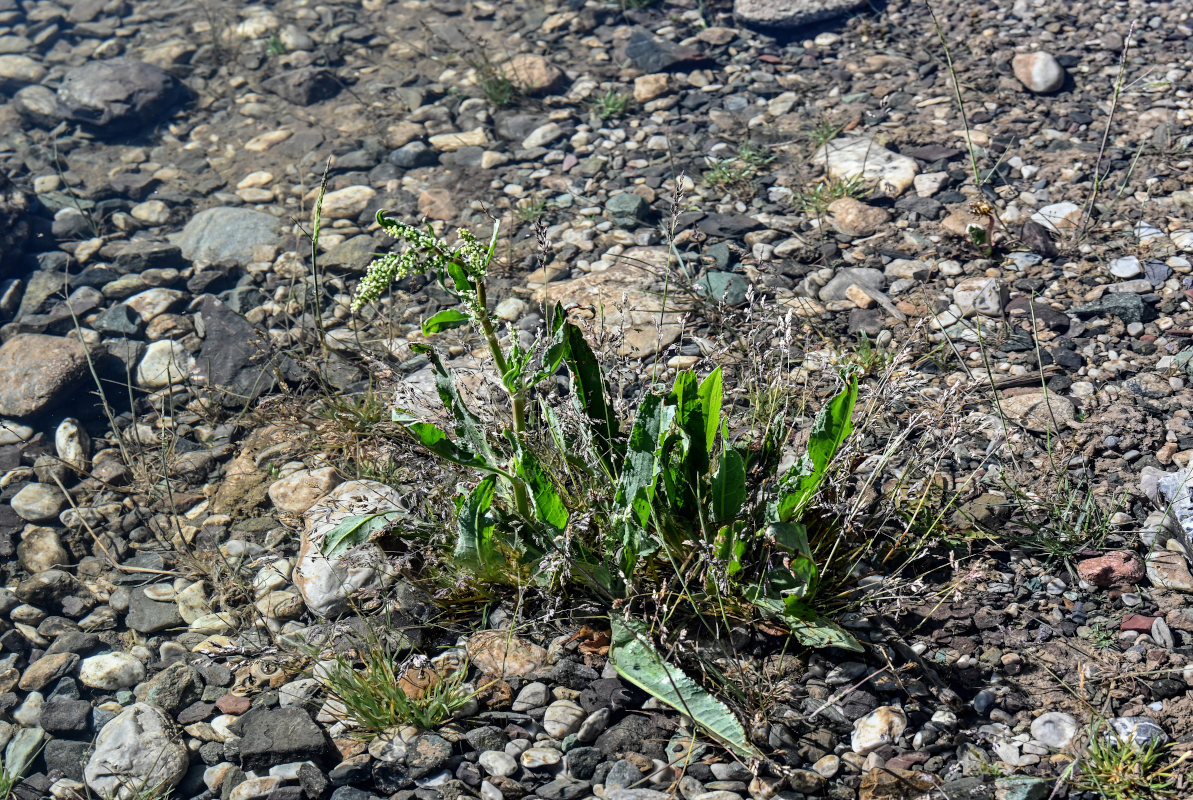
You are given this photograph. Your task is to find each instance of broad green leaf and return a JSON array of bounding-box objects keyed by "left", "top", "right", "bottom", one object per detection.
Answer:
[
  {"left": 421, "top": 308, "right": 471, "bottom": 335},
  {"left": 669, "top": 371, "right": 708, "bottom": 476},
  {"left": 767, "top": 522, "right": 812, "bottom": 561},
  {"left": 698, "top": 367, "right": 723, "bottom": 454},
  {"left": 405, "top": 422, "right": 502, "bottom": 473},
  {"left": 444, "top": 259, "right": 471, "bottom": 293},
  {"left": 411, "top": 344, "right": 496, "bottom": 466},
  {"left": 512, "top": 441, "right": 569, "bottom": 530},
  {"left": 782, "top": 599, "right": 864, "bottom": 652},
  {"left": 454, "top": 476, "right": 500, "bottom": 569},
  {"left": 807, "top": 374, "right": 857, "bottom": 470},
  {"left": 774, "top": 375, "right": 857, "bottom": 523},
  {"left": 714, "top": 523, "right": 747, "bottom": 578},
  {"left": 553, "top": 322, "right": 620, "bottom": 471},
  {"left": 784, "top": 554, "right": 819, "bottom": 599},
  {"left": 610, "top": 617, "right": 764, "bottom": 761},
  {"left": 321, "top": 510, "right": 406, "bottom": 561},
  {"left": 744, "top": 590, "right": 863, "bottom": 652},
  {"left": 616, "top": 392, "right": 669, "bottom": 528},
  {"left": 711, "top": 449, "right": 747, "bottom": 523}
]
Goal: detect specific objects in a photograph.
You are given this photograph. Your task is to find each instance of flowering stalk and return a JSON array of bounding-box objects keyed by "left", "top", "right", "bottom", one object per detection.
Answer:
[{"left": 353, "top": 214, "right": 530, "bottom": 519}]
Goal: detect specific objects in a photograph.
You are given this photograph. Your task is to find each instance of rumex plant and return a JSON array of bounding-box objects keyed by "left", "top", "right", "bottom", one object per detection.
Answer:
[{"left": 337, "top": 211, "right": 861, "bottom": 650}]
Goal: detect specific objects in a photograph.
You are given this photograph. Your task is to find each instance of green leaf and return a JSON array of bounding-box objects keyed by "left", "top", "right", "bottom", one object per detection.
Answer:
[
  {"left": 609, "top": 617, "right": 764, "bottom": 761},
  {"left": 405, "top": 422, "right": 502, "bottom": 473},
  {"left": 454, "top": 476, "right": 500, "bottom": 569},
  {"left": 553, "top": 322, "right": 620, "bottom": 471},
  {"left": 321, "top": 510, "right": 406, "bottom": 561},
  {"left": 411, "top": 344, "right": 497, "bottom": 466},
  {"left": 669, "top": 371, "right": 708, "bottom": 476},
  {"left": 698, "top": 367, "right": 723, "bottom": 454},
  {"left": 744, "top": 590, "right": 863, "bottom": 652},
  {"left": 714, "top": 523, "right": 747, "bottom": 578},
  {"left": 421, "top": 308, "right": 472, "bottom": 335},
  {"left": 782, "top": 599, "right": 864, "bottom": 652},
  {"left": 616, "top": 393, "right": 671, "bottom": 528},
  {"left": 511, "top": 438, "right": 569, "bottom": 530},
  {"left": 711, "top": 449, "right": 747, "bottom": 523},
  {"left": 767, "top": 521, "right": 812, "bottom": 561},
  {"left": 774, "top": 375, "right": 857, "bottom": 523},
  {"left": 783, "top": 554, "right": 819, "bottom": 600}
]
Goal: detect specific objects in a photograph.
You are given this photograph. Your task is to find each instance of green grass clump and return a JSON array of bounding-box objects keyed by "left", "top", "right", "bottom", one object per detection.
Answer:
[
  {"left": 590, "top": 89, "right": 631, "bottom": 120},
  {"left": 704, "top": 143, "right": 776, "bottom": 198},
  {"left": 1070, "top": 727, "right": 1184, "bottom": 800},
  {"left": 799, "top": 174, "right": 871, "bottom": 216},
  {"left": 316, "top": 634, "right": 474, "bottom": 733}
]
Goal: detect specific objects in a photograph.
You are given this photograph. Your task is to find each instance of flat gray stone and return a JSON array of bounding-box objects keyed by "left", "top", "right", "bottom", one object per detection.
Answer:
[
  {"left": 175, "top": 206, "right": 282, "bottom": 265},
  {"left": 57, "top": 57, "right": 181, "bottom": 134},
  {"left": 735, "top": 0, "right": 866, "bottom": 28}
]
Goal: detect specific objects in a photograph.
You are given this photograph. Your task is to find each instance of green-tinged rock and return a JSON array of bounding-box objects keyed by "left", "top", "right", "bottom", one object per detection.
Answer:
[
  {"left": 994, "top": 776, "right": 1048, "bottom": 800},
  {"left": 695, "top": 271, "right": 749, "bottom": 306}
]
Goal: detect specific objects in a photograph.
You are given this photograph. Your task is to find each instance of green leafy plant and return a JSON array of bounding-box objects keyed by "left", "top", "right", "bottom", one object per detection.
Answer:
[
  {"left": 265, "top": 33, "right": 285, "bottom": 56},
  {"left": 703, "top": 143, "right": 776, "bottom": 198},
  {"left": 590, "top": 89, "right": 630, "bottom": 120},
  {"left": 799, "top": 174, "right": 871, "bottom": 216},
  {"left": 338, "top": 213, "right": 862, "bottom": 650},
  {"left": 314, "top": 633, "right": 475, "bottom": 733},
  {"left": 515, "top": 196, "right": 551, "bottom": 223},
  {"left": 1069, "top": 724, "right": 1183, "bottom": 800},
  {"left": 471, "top": 57, "right": 517, "bottom": 108}
]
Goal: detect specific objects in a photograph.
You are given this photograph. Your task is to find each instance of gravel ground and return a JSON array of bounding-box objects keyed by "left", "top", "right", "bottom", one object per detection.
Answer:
[{"left": 0, "top": 0, "right": 1192, "bottom": 798}]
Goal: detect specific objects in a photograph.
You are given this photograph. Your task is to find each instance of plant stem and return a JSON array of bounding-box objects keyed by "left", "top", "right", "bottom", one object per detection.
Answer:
[
  {"left": 474, "top": 279, "right": 532, "bottom": 520},
  {"left": 928, "top": 3, "right": 981, "bottom": 189}
]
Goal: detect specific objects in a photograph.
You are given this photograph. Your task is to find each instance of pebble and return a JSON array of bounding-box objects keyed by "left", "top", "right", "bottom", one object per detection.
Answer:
[
  {"left": 851, "top": 706, "right": 907, "bottom": 753},
  {"left": 1012, "top": 52, "right": 1066, "bottom": 93},
  {"left": 1030, "top": 712, "right": 1078, "bottom": 749},
  {"left": 520, "top": 746, "right": 562, "bottom": 769}
]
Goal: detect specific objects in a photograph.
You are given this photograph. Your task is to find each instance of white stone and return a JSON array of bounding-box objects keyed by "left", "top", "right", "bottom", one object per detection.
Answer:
[
  {"left": 189, "top": 612, "right": 234, "bottom": 634},
  {"left": 1109, "top": 256, "right": 1142, "bottom": 279},
  {"left": 851, "top": 706, "right": 907, "bottom": 753},
  {"left": 268, "top": 467, "right": 342, "bottom": 514},
  {"left": 1030, "top": 202, "right": 1083, "bottom": 236},
  {"left": 884, "top": 259, "right": 930, "bottom": 280},
  {"left": 293, "top": 480, "right": 403, "bottom": 617},
  {"left": 478, "top": 750, "right": 518, "bottom": 777},
  {"left": 542, "top": 699, "right": 585, "bottom": 739},
  {"left": 319, "top": 186, "right": 376, "bottom": 220},
  {"left": 913, "top": 172, "right": 948, "bottom": 197},
  {"left": 84, "top": 703, "right": 189, "bottom": 800},
  {"left": 519, "top": 746, "right": 562, "bottom": 769},
  {"left": 125, "top": 288, "right": 184, "bottom": 322},
  {"left": 813, "top": 136, "right": 919, "bottom": 198},
  {"left": 131, "top": 200, "right": 170, "bottom": 224},
  {"left": 999, "top": 392, "right": 1076, "bottom": 433},
  {"left": 136, "top": 340, "right": 194, "bottom": 389},
  {"left": 511, "top": 681, "right": 551, "bottom": 712},
  {"left": 1012, "top": 52, "right": 1065, "bottom": 93},
  {"left": 10, "top": 484, "right": 67, "bottom": 523},
  {"left": 953, "top": 276, "right": 1006, "bottom": 317},
  {"left": 429, "top": 128, "right": 488, "bottom": 151},
  {"left": 494, "top": 298, "right": 527, "bottom": 322},
  {"left": 175, "top": 581, "right": 212, "bottom": 624},
  {"left": 55, "top": 418, "right": 90, "bottom": 472},
  {"left": 0, "top": 420, "right": 33, "bottom": 445},
  {"left": 522, "top": 123, "right": 564, "bottom": 150},
  {"left": 1031, "top": 711, "right": 1078, "bottom": 749},
  {"left": 79, "top": 652, "right": 146, "bottom": 690},
  {"left": 229, "top": 777, "right": 282, "bottom": 800}
]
